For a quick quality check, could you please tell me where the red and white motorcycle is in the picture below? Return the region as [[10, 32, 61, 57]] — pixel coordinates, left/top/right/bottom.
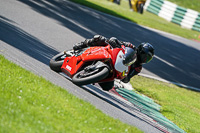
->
[[49, 43, 136, 89]]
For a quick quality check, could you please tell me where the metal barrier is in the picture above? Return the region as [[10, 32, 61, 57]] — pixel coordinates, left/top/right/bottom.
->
[[144, 0, 200, 32]]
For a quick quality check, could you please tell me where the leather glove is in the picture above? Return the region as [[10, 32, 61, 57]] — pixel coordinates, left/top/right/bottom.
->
[[123, 42, 136, 50]]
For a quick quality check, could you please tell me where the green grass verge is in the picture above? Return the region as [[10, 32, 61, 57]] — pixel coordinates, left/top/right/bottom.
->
[[0, 55, 142, 133], [131, 76, 200, 133], [168, 0, 200, 12], [69, 0, 200, 41]]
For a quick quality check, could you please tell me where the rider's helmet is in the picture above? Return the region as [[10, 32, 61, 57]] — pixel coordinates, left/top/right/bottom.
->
[[123, 47, 137, 66], [137, 42, 154, 64]]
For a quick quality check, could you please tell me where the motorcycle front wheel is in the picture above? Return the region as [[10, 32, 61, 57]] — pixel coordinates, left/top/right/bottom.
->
[[72, 65, 109, 86]]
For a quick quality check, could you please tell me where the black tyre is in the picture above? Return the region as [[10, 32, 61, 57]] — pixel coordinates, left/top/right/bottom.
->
[[72, 65, 109, 86], [139, 3, 144, 14], [49, 50, 73, 72]]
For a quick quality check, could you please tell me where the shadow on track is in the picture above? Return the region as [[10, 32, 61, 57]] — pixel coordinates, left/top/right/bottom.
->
[[15, 0, 200, 89], [0, 16, 58, 65]]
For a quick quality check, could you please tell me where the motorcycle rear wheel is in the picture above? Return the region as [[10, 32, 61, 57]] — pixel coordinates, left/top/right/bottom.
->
[[49, 50, 72, 72], [72, 65, 109, 85]]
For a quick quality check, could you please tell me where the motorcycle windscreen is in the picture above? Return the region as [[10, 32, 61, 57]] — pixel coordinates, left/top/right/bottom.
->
[[114, 50, 129, 79]]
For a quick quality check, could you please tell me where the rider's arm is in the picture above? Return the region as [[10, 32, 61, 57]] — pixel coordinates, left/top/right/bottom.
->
[[122, 42, 136, 50]]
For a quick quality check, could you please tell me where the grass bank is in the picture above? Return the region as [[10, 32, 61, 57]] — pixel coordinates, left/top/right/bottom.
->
[[69, 0, 200, 41], [168, 0, 200, 12], [0, 55, 142, 133], [131, 76, 200, 133]]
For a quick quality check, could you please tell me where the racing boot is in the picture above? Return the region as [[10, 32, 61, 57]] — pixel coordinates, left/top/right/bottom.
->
[[73, 39, 91, 50], [73, 42, 85, 50], [73, 35, 106, 50]]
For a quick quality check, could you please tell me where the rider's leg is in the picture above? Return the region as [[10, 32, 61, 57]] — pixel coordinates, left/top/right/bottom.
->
[[73, 40, 89, 50], [73, 35, 107, 50]]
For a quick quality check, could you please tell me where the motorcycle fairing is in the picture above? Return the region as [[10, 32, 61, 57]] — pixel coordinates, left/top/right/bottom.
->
[[61, 47, 111, 78], [61, 56, 80, 78], [81, 47, 111, 61]]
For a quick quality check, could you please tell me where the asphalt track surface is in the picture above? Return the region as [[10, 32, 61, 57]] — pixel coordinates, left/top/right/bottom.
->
[[0, 0, 199, 132]]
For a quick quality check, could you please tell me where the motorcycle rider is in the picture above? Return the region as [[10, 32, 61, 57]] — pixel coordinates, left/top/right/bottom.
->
[[73, 35, 154, 91]]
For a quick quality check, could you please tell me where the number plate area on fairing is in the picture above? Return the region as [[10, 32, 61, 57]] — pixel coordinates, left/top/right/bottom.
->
[[114, 50, 128, 72]]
